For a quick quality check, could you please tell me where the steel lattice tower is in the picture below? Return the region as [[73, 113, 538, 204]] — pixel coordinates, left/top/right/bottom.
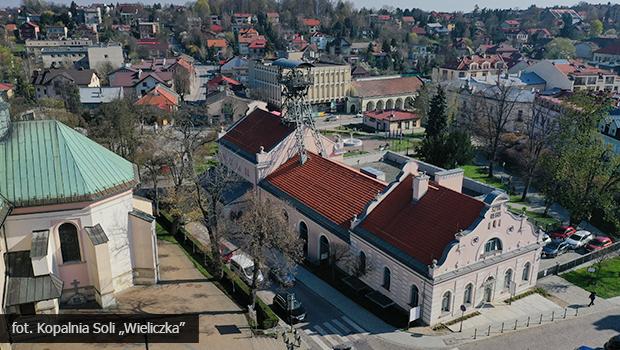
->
[[279, 66, 325, 165]]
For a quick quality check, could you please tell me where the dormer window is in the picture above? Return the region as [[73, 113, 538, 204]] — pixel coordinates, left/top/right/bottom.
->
[[484, 238, 502, 254]]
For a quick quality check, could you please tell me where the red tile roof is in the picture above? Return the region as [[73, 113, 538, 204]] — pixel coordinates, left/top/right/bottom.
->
[[220, 109, 294, 159], [135, 84, 179, 111], [411, 27, 427, 35], [351, 76, 424, 98], [248, 38, 267, 49], [303, 18, 320, 27], [445, 54, 505, 70], [207, 39, 228, 48], [209, 24, 223, 32], [360, 175, 484, 265], [264, 153, 386, 228], [364, 110, 420, 122], [0, 82, 14, 91]]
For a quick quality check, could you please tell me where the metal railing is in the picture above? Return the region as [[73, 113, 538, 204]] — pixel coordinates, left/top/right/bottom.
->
[[537, 241, 620, 279]]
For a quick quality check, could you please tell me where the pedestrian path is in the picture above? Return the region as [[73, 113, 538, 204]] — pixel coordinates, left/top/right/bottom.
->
[[301, 315, 369, 350]]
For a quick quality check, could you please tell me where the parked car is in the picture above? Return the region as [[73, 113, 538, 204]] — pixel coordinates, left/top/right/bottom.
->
[[539, 230, 551, 245], [542, 241, 570, 258], [549, 225, 577, 241], [605, 334, 620, 350], [273, 292, 306, 323], [230, 253, 264, 286], [219, 241, 238, 263], [586, 236, 613, 251], [269, 266, 296, 288], [565, 230, 594, 249], [355, 113, 363, 118]]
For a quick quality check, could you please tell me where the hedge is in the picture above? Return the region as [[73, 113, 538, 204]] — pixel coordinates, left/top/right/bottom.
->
[[156, 213, 279, 329]]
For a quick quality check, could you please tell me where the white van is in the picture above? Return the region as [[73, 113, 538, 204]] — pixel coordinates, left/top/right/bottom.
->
[[230, 253, 264, 286]]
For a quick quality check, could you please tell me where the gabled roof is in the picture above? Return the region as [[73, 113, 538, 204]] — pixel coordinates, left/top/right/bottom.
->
[[594, 44, 620, 56], [0, 82, 14, 91], [359, 174, 484, 266], [351, 76, 424, 98], [207, 39, 227, 48], [32, 69, 97, 86], [219, 108, 294, 163], [262, 153, 386, 231], [0, 119, 138, 208], [135, 84, 179, 111], [303, 18, 320, 27]]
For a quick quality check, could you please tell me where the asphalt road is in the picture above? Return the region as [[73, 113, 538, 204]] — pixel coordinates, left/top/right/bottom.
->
[[261, 279, 374, 350], [457, 306, 620, 350]]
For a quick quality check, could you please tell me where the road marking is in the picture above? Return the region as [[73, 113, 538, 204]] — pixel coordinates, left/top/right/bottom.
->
[[303, 328, 331, 350], [340, 316, 367, 333], [331, 319, 361, 341], [314, 324, 341, 347], [322, 321, 349, 343]]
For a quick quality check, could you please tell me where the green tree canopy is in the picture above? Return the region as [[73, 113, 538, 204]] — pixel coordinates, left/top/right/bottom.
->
[[544, 38, 576, 59]]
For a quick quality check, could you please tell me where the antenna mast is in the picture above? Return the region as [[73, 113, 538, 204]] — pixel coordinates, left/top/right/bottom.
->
[[279, 65, 325, 165]]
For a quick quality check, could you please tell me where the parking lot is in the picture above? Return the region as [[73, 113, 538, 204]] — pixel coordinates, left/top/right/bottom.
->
[[539, 248, 588, 270]]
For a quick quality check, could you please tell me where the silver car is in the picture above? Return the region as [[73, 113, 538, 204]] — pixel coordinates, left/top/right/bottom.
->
[[564, 230, 594, 249]]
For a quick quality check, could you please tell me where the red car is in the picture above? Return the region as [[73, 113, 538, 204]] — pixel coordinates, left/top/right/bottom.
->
[[586, 236, 613, 251], [549, 226, 577, 241]]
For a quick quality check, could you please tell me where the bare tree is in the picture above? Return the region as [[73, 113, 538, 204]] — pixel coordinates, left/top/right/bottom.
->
[[193, 163, 240, 278], [173, 67, 191, 101], [231, 192, 303, 306], [466, 82, 528, 177], [134, 137, 168, 216], [518, 98, 558, 201]]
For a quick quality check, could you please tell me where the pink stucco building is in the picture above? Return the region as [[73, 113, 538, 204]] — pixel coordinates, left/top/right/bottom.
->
[[218, 108, 544, 326]]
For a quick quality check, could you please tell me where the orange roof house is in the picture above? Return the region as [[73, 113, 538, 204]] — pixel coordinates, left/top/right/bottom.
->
[[135, 84, 179, 112]]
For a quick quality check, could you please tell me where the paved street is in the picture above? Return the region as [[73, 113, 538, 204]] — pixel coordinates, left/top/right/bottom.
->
[[457, 306, 619, 350]]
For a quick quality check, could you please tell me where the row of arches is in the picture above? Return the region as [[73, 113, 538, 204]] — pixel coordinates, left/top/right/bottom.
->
[[365, 96, 414, 112]]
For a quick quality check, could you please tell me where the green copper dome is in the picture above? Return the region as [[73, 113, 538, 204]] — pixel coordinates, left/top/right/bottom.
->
[[0, 118, 138, 208]]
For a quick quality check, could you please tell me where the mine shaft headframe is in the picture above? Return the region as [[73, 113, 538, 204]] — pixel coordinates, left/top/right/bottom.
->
[[279, 66, 314, 98]]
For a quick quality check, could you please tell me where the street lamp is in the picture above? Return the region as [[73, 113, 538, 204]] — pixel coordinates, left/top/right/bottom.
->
[[459, 304, 467, 333]]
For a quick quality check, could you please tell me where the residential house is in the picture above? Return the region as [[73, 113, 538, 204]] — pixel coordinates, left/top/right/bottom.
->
[[32, 68, 100, 99], [207, 75, 242, 94], [206, 89, 266, 126], [25, 39, 93, 67], [426, 23, 449, 36], [217, 110, 543, 327], [310, 33, 329, 51], [207, 39, 228, 60], [527, 28, 552, 43], [41, 47, 88, 68], [19, 22, 39, 40], [523, 59, 620, 92], [238, 29, 265, 56], [600, 108, 620, 154], [500, 20, 520, 32], [547, 8, 583, 26], [232, 13, 254, 31], [575, 41, 600, 61], [108, 58, 190, 97], [591, 44, 620, 72], [80, 7, 102, 26], [432, 55, 506, 82], [118, 3, 141, 24], [136, 38, 168, 58], [0, 100, 158, 315], [138, 21, 159, 39], [348, 75, 424, 114], [45, 25, 67, 40], [303, 18, 320, 34], [327, 37, 351, 57], [363, 110, 421, 135], [73, 24, 99, 43], [87, 43, 125, 71], [79, 86, 124, 107], [220, 56, 249, 84], [135, 83, 179, 113]]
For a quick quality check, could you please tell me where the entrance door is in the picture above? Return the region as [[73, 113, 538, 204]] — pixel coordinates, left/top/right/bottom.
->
[[483, 283, 493, 302]]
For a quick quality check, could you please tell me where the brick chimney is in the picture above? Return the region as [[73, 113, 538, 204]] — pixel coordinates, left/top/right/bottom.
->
[[412, 173, 429, 201]]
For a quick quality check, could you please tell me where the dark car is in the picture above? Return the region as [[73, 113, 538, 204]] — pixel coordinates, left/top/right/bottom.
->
[[274, 293, 306, 323], [586, 236, 613, 251], [542, 241, 570, 258], [549, 225, 577, 241], [605, 334, 620, 350]]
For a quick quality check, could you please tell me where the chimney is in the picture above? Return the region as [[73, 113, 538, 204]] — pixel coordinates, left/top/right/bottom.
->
[[412, 173, 429, 201], [137, 69, 142, 79]]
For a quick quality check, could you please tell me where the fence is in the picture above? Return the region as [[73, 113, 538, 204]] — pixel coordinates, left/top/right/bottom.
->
[[537, 241, 620, 279], [451, 307, 583, 342]]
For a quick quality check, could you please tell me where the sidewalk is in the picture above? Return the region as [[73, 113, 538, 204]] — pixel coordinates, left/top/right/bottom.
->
[[537, 275, 616, 315]]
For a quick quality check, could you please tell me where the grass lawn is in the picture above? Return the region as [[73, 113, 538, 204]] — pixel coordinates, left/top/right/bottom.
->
[[562, 256, 620, 298], [462, 164, 510, 192], [387, 137, 419, 153], [344, 150, 369, 158]]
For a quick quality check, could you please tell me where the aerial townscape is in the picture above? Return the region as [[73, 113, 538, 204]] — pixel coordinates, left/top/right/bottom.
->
[[0, 0, 620, 349]]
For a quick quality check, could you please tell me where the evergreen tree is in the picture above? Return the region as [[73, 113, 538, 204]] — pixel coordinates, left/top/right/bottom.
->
[[418, 86, 448, 166]]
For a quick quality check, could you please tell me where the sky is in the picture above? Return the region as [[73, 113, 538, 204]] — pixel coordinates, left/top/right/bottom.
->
[[2, 0, 620, 11]]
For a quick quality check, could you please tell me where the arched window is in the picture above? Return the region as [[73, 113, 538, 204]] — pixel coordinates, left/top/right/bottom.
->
[[299, 221, 308, 257], [463, 283, 473, 305], [410, 285, 419, 307], [484, 238, 502, 253], [358, 251, 366, 275], [382, 267, 391, 291], [59, 223, 81, 263], [522, 262, 531, 281], [319, 235, 330, 261], [441, 291, 451, 312], [504, 269, 513, 290]]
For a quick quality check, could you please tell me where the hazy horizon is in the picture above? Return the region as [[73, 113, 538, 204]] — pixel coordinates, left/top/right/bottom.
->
[[1, 0, 620, 11]]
